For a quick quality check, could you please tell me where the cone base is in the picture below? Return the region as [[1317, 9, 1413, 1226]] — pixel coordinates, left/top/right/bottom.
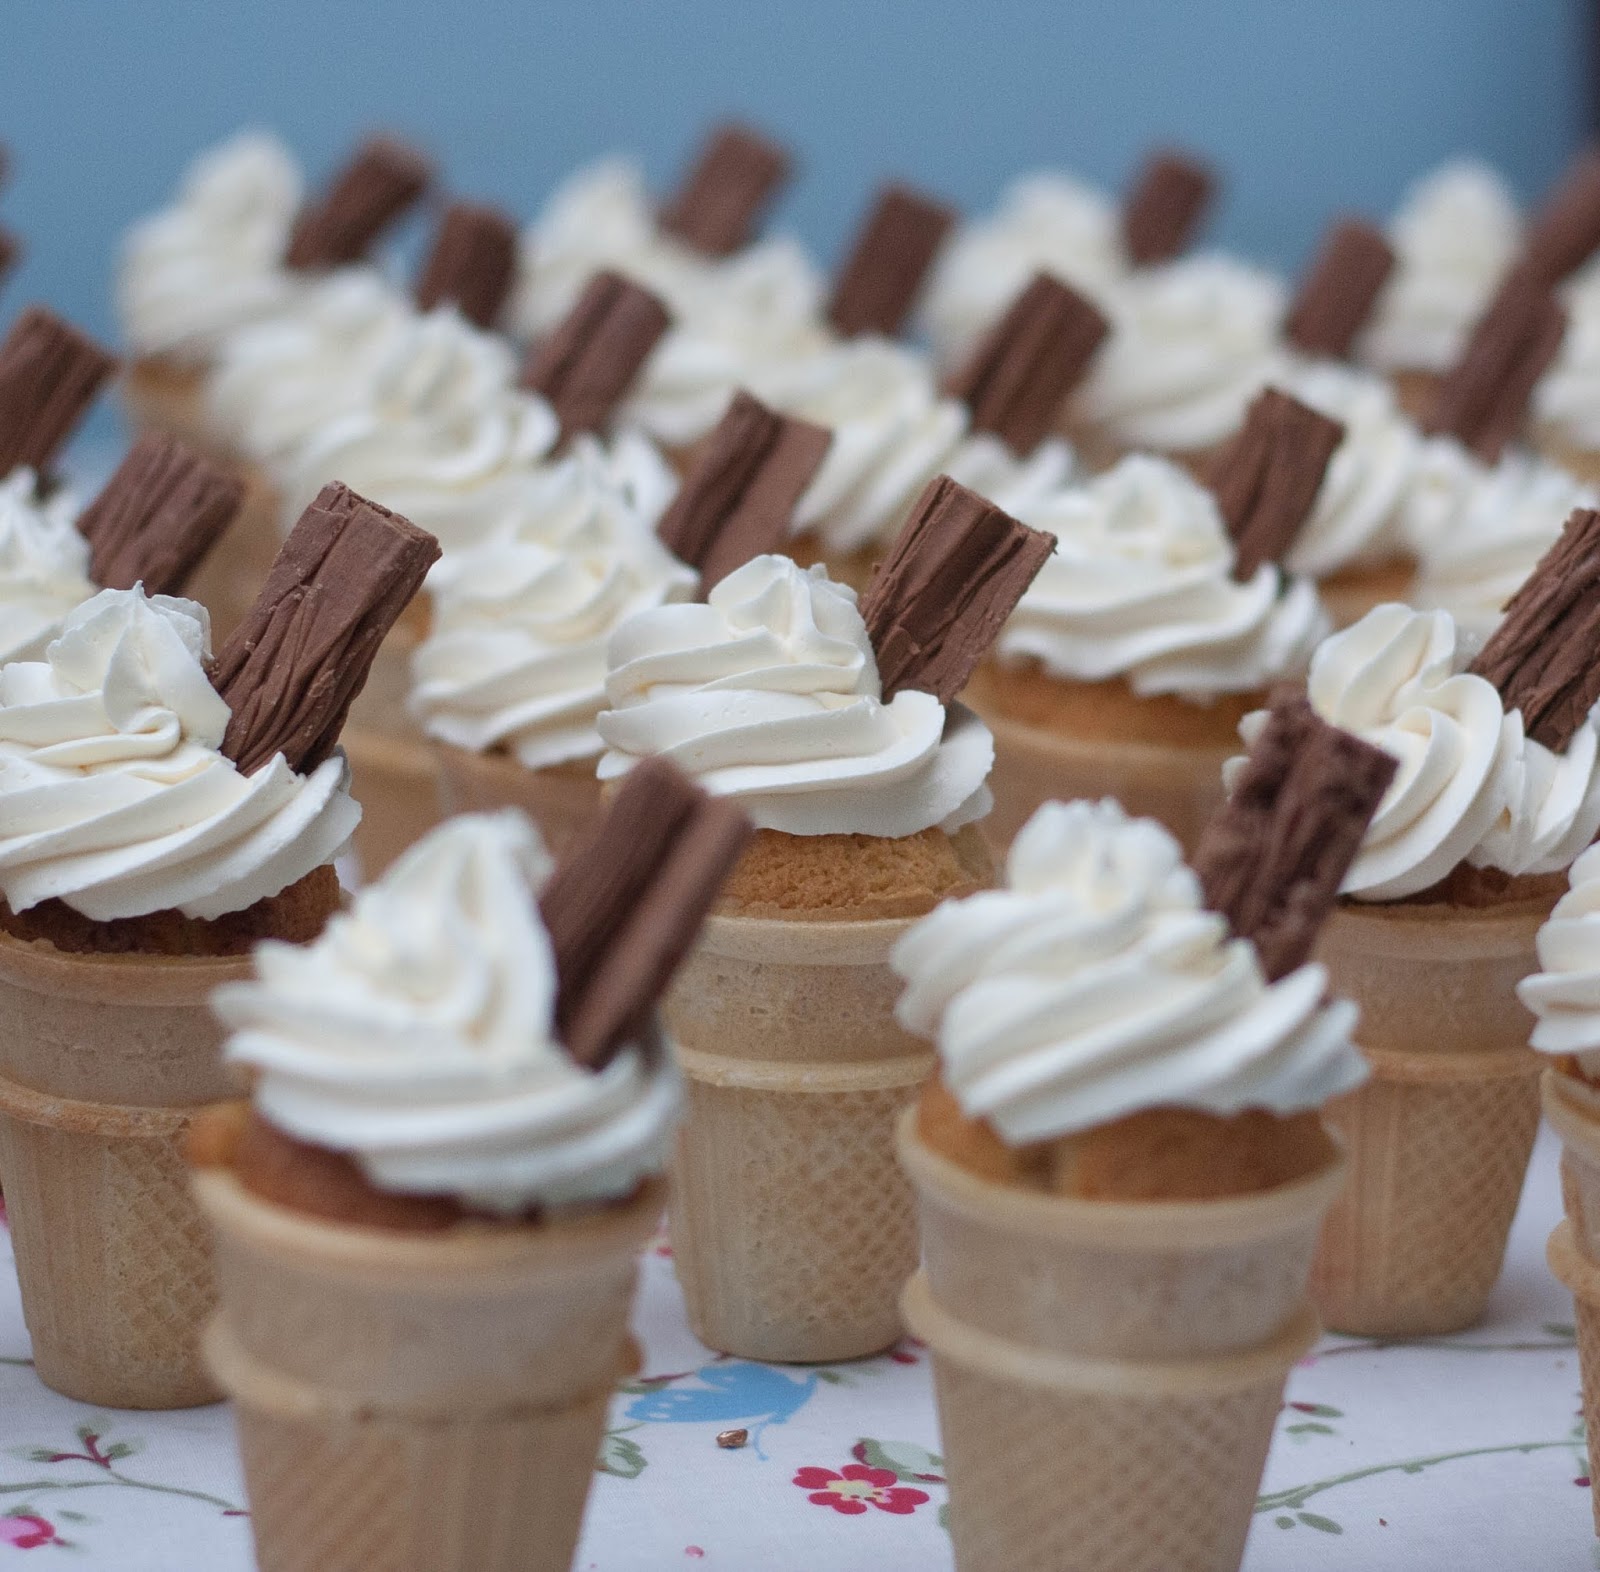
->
[[342, 729, 442, 881]]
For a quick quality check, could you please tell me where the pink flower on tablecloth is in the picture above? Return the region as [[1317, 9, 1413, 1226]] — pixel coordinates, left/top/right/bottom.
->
[[0, 1514, 58, 1550], [793, 1464, 930, 1516]]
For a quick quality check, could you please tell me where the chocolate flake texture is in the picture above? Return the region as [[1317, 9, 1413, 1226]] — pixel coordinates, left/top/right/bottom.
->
[[77, 433, 244, 596], [522, 270, 671, 441], [1207, 386, 1345, 580], [1283, 218, 1395, 360], [1427, 268, 1566, 462], [655, 389, 831, 590], [213, 482, 440, 776], [540, 756, 752, 1069], [1194, 694, 1396, 982], [859, 473, 1054, 703], [1521, 147, 1600, 287], [943, 272, 1110, 456], [0, 305, 116, 479], [1122, 149, 1216, 266], [1469, 506, 1600, 751], [826, 182, 957, 339], [413, 200, 518, 329], [658, 122, 792, 258], [283, 135, 433, 271]]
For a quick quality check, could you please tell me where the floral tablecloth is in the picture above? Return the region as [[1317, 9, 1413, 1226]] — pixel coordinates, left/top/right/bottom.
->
[[0, 1125, 1592, 1570]]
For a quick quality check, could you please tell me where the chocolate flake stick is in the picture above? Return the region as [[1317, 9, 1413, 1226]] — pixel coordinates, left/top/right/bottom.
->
[[658, 122, 792, 258], [943, 272, 1110, 457], [860, 474, 1054, 703], [0, 227, 19, 289], [414, 200, 518, 329], [1426, 268, 1566, 462], [656, 389, 831, 590], [284, 135, 433, 271], [213, 482, 439, 776], [541, 756, 752, 1069], [1194, 695, 1396, 982], [1522, 147, 1600, 287], [0, 305, 116, 480], [1207, 386, 1345, 580], [1469, 506, 1600, 751], [826, 182, 956, 340], [1283, 218, 1395, 360], [77, 433, 244, 596], [1122, 149, 1216, 266], [523, 271, 670, 442]]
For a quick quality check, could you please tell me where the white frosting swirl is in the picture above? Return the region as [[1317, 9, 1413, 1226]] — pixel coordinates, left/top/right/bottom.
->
[[0, 470, 94, 666], [891, 798, 1366, 1144], [1235, 603, 1600, 901], [1535, 284, 1600, 449], [1278, 360, 1422, 578], [1520, 842, 1600, 1066], [216, 811, 678, 1212], [0, 589, 358, 922], [596, 554, 993, 837], [1358, 161, 1523, 375], [118, 131, 305, 364], [411, 440, 696, 767], [996, 455, 1329, 700], [1075, 255, 1291, 452], [917, 172, 1125, 369]]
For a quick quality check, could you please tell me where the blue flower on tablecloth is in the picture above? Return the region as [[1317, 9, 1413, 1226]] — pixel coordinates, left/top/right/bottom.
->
[[624, 1363, 820, 1457]]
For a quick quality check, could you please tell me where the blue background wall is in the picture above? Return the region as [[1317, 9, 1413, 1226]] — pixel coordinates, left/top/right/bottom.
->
[[0, 0, 1591, 389]]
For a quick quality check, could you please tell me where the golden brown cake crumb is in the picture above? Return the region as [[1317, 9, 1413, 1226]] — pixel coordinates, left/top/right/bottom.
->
[[1392, 863, 1567, 911], [0, 864, 342, 957], [916, 1078, 1048, 1187], [716, 824, 992, 920], [968, 660, 1262, 748]]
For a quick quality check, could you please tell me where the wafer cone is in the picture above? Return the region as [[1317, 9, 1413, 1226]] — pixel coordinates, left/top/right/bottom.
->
[[1531, 425, 1600, 489], [182, 461, 284, 643], [120, 359, 222, 456], [898, 1110, 1342, 1572], [1542, 1068, 1600, 1531], [1309, 896, 1549, 1336], [0, 929, 249, 1406], [1316, 558, 1417, 629], [664, 911, 936, 1362], [433, 745, 602, 855], [195, 1167, 662, 1572]]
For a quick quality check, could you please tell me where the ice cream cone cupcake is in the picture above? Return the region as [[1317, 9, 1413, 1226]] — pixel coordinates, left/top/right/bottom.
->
[[968, 388, 1339, 852], [0, 480, 435, 1407], [1236, 514, 1600, 1335], [596, 477, 1051, 1361], [194, 767, 749, 1572], [891, 699, 1390, 1572]]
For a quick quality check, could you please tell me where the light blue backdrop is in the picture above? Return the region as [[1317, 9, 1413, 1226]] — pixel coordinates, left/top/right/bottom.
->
[[0, 0, 1590, 395]]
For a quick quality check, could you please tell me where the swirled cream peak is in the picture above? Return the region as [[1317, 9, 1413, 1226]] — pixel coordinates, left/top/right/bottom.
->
[[216, 810, 678, 1211], [1520, 842, 1600, 1068], [780, 336, 1075, 555], [596, 553, 993, 837], [0, 469, 94, 666], [995, 454, 1329, 700], [891, 797, 1366, 1144], [917, 171, 1125, 368], [0, 588, 358, 922], [1358, 161, 1523, 375], [119, 130, 305, 363], [1075, 254, 1291, 452], [411, 439, 696, 767], [1236, 603, 1600, 902], [1278, 360, 1422, 578], [1534, 283, 1600, 449]]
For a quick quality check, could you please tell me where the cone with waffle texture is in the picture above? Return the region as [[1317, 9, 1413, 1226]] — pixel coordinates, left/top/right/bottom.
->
[[196, 1164, 661, 1572], [899, 1109, 1342, 1572], [1309, 895, 1549, 1336], [0, 928, 250, 1407], [433, 746, 602, 857]]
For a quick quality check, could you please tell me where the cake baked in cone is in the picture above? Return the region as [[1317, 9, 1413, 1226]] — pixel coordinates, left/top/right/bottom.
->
[[968, 390, 1338, 853], [1233, 517, 1600, 1335], [193, 773, 749, 1572], [890, 703, 1390, 1572], [0, 479, 435, 1407], [595, 477, 1052, 1361]]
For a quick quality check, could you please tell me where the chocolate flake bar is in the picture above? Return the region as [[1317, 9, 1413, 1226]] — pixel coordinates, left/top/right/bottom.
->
[[1283, 218, 1395, 360], [859, 474, 1054, 703], [0, 305, 115, 479], [284, 135, 432, 271], [1522, 147, 1600, 287], [1122, 149, 1215, 266], [655, 389, 831, 589], [826, 182, 956, 339], [659, 122, 792, 258], [414, 200, 518, 329]]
